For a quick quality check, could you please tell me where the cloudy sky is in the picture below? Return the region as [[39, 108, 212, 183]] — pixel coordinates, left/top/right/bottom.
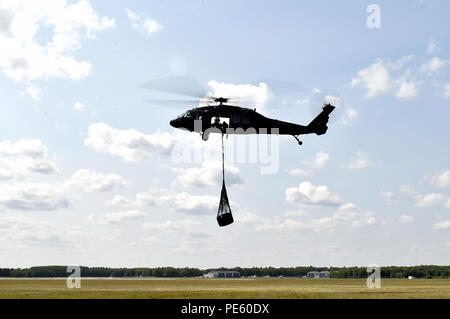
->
[[1, 0, 449, 268]]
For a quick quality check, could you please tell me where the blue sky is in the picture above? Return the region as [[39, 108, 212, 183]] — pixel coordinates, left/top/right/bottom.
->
[[0, 0, 449, 268]]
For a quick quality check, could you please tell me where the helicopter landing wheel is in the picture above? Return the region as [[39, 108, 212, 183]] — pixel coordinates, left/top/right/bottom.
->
[[293, 135, 303, 145]]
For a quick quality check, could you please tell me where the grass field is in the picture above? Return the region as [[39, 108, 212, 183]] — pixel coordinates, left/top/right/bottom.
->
[[0, 278, 449, 299]]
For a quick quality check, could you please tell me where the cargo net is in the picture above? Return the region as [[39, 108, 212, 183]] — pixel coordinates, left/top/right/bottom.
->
[[217, 180, 233, 226], [217, 133, 234, 227]]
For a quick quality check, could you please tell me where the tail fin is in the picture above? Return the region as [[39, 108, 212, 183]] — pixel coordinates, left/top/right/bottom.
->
[[307, 103, 335, 135]]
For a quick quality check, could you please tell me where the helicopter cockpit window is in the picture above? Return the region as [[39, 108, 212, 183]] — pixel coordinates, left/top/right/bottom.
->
[[241, 114, 250, 125], [183, 111, 194, 118], [193, 112, 200, 120]]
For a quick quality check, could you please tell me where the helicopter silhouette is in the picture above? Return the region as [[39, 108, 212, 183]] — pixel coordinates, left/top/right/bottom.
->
[[170, 97, 335, 145], [139, 76, 336, 145]]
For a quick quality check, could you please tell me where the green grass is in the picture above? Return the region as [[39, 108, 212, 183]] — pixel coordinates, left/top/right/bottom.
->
[[0, 278, 449, 299]]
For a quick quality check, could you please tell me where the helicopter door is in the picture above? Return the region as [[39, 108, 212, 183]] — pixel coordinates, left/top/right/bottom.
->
[[241, 114, 251, 128], [201, 115, 211, 131], [231, 113, 251, 128], [231, 114, 241, 126]]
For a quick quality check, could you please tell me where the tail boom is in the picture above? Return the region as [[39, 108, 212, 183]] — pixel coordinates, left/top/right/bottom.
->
[[307, 103, 335, 135]]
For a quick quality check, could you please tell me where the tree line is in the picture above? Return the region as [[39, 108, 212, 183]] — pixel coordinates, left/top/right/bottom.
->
[[0, 265, 449, 278]]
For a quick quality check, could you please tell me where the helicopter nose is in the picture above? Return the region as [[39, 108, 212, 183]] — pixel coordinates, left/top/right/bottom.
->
[[170, 119, 177, 128]]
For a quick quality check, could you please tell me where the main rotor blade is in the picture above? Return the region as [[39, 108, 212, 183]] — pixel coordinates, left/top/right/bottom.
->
[[137, 75, 209, 99], [142, 98, 208, 109], [143, 97, 252, 108]]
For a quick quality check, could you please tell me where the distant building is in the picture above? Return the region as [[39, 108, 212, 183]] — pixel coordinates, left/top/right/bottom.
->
[[307, 271, 330, 278], [408, 276, 414, 279], [203, 271, 240, 278]]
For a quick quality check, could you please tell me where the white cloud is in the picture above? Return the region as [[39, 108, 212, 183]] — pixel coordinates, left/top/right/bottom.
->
[[283, 210, 307, 217], [207, 80, 272, 111], [125, 9, 139, 28], [90, 210, 145, 225], [0, 139, 57, 180], [66, 169, 127, 192], [265, 219, 313, 232], [139, 236, 160, 244], [314, 151, 330, 168], [0, 214, 87, 247], [107, 194, 134, 206], [235, 211, 265, 224], [84, 123, 174, 162], [396, 77, 420, 100], [142, 219, 211, 238], [386, 55, 415, 70], [419, 57, 449, 75], [136, 190, 218, 215], [285, 181, 341, 206], [443, 83, 450, 98], [143, 19, 162, 34], [445, 198, 450, 209], [380, 190, 395, 205], [143, 220, 193, 231], [434, 220, 450, 230], [143, 219, 199, 231], [399, 183, 447, 208], [296, 98, 310, 105], [415, 193, 445, 207], [380, 190, 393, 198], [350, 56, 422, 100], [73, 101, 85, 111], [347, 151, 374, 170], [157, 192, 218, 215], [126, 9, 162, 36], [426, 38, 438, 54], [0, 140, 128, 211], [340, 108, 359, 125], [431, 170, 450, 188], [332, 203, 361, 220], [259, 203, 378, 232], [399, 184, 416, 196], [24, 83, 42, 101], [0, 182, 70, 211], [350, 58, 393, 98], [348, 213, 378, 228], [289, 151, 329, 176], [0, 0, 114, 82], [398, 214, 414, 223], [318, 203, 378, 229], [172, 160, 243, 188]]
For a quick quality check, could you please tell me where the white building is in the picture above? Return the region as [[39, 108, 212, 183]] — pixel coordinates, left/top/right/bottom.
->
[[203, 271, 240, 278], [307, 271, 320, 278], [307, 271, 330, 278]]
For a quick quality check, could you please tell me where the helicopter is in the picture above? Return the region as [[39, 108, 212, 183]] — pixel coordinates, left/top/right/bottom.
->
[[169, 97, 335, 145], [139, 76, 336, 145]]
